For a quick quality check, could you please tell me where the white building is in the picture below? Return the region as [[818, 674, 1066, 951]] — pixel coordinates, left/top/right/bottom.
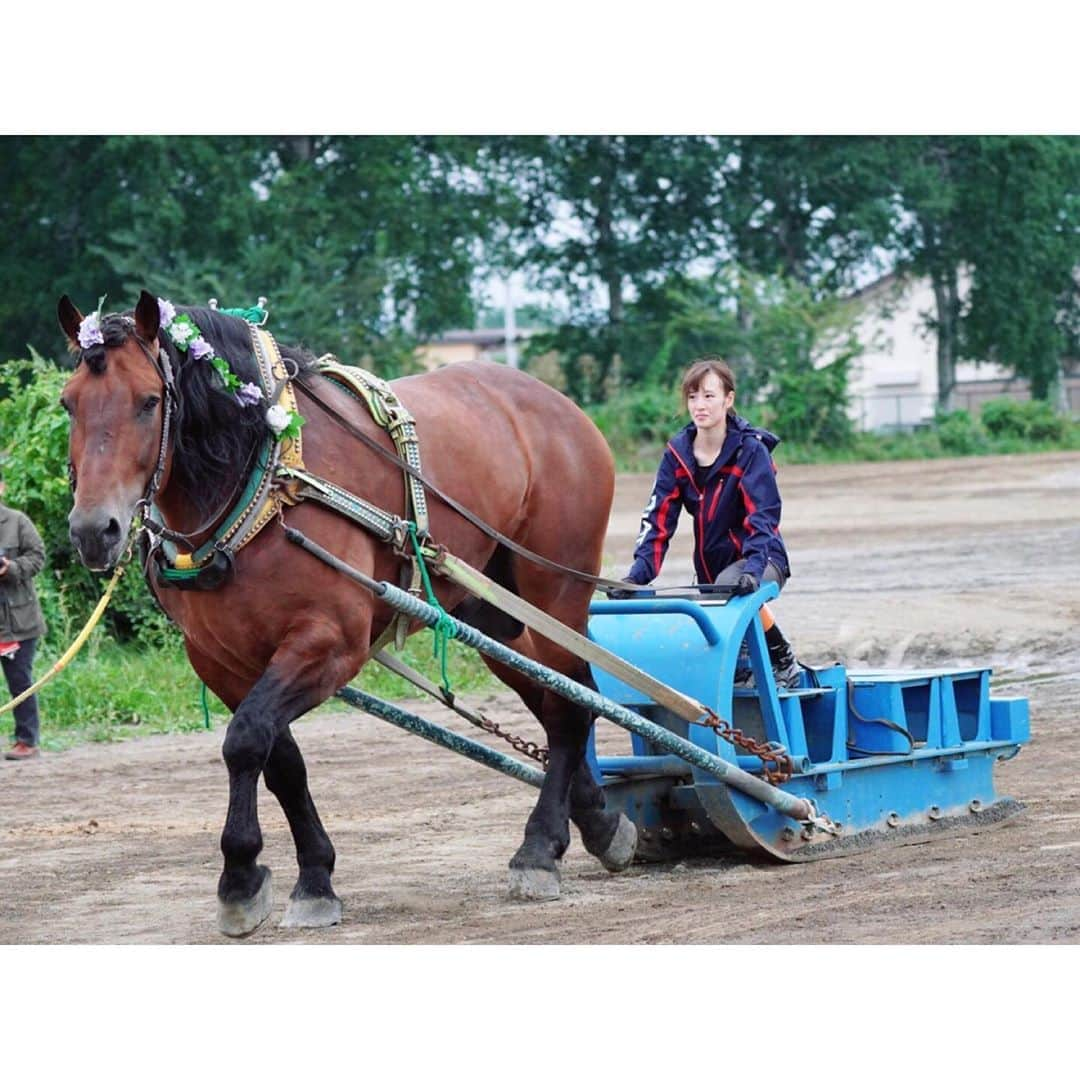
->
[[846, 273, 1079, 431]]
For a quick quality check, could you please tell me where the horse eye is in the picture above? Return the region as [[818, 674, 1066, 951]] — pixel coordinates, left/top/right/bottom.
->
[[59, 396, 73, 415], [140, 395, 161, 415]]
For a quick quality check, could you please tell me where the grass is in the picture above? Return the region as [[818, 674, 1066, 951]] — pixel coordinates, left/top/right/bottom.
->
[[28, 628, 500, 752]]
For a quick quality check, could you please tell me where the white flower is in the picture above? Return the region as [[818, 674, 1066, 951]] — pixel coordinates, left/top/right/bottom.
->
[[157, 297, 176, 328], [266, 404, 291, 434], [169, 320, 195, 346]]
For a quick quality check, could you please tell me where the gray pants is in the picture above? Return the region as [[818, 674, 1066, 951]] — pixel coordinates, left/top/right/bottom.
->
[[2, 636, 39, 747], [712, 559, 787, 592]]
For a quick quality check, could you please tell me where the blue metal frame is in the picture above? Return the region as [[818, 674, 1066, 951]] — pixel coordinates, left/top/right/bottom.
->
[[588, 587, 1029, 861]]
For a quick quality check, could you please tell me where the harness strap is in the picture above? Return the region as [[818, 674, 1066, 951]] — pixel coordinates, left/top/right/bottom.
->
[[311, 356, 431, 647], [296, 373, 638, 594], [152, 326, 305, 582]]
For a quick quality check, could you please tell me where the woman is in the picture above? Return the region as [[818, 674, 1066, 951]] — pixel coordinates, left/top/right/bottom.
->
[[621, 356, 800, 688], [0, 465, 47, 759]]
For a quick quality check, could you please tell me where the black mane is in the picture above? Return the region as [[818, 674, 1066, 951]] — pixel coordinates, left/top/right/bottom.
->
[[80, 306, 317, 519]]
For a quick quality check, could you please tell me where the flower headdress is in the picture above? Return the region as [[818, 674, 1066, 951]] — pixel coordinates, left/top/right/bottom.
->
[[156, 298, 265, 410], [76, 296, 304, 442]]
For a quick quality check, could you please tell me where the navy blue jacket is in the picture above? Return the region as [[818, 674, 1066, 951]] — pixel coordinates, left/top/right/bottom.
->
[[626, 414, 791, 586]]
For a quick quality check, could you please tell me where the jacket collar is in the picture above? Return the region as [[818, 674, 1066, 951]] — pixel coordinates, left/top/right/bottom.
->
[[669, 413, 780, 484]]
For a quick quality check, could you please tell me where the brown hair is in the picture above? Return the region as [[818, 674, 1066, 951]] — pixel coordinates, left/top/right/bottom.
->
[[681, 356, 736, 405]]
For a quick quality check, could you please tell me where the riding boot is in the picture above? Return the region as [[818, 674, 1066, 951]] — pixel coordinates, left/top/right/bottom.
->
[[765, 624, 801, 689]]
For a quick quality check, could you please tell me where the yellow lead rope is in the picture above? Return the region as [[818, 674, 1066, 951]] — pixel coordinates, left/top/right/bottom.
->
[[0, 557, 128, 718]]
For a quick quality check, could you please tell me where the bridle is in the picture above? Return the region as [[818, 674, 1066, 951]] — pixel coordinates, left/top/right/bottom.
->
[[129, 331, 178, 524], [69, 325, 247, 553]]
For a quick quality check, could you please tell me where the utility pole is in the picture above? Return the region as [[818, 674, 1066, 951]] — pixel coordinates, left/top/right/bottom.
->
[[503, 277, 519, 368]]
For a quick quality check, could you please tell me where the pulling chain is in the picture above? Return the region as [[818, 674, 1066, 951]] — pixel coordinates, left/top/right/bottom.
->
[[692, 708, 794, 784], [462, 708, 550, 769]]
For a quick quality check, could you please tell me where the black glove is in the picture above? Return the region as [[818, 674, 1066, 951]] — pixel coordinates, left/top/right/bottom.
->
[[608, 578, 639, 600], [733, 572, 759, 596]]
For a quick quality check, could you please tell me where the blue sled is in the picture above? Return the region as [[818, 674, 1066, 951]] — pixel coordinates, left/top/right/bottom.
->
[[587, 584, 1029, 862]]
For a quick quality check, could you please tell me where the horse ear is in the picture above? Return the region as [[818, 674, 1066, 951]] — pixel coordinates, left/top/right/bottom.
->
[[134, 290, 160, 343], [57, 295, 84, 349]]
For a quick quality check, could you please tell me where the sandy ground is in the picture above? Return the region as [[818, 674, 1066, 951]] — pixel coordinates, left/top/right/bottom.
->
[[2, 451, 1079, 944]]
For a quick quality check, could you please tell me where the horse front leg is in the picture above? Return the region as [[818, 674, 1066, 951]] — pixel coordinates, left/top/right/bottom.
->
[[216, 640, 354, 938], [263, 726, 342, 929], [216, 671, 286, 936]]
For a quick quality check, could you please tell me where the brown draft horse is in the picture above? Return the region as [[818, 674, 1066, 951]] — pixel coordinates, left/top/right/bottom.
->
[[57, 291, 637, 936]]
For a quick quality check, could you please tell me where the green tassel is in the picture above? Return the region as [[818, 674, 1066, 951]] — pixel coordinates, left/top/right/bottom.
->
[[219, 304, 268, 325], [407, 524, 454, 695]]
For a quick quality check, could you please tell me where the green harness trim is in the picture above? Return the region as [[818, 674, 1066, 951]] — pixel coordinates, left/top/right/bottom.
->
[[153, 442, 273, 579]]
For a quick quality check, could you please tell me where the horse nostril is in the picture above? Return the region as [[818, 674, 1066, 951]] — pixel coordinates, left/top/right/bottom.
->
[[103, 517, 122, 543]]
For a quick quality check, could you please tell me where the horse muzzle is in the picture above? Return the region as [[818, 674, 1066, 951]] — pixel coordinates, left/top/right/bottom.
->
[[69, 505, 131, 571]]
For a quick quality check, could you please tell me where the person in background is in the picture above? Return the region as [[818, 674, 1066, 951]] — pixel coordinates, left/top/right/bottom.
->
[[0, 465, 47, 760], [620, 356, 801, 688]]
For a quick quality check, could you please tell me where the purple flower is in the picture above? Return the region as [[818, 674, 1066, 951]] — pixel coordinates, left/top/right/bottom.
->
[[189, 336, 214, 361], [157, 297, 176, 327], [77, 312, 104, 350], [235, 382, 264, 407]]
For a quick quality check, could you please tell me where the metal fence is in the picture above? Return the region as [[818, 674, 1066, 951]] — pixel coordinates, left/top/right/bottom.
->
[[855, 380, 1080, 433]]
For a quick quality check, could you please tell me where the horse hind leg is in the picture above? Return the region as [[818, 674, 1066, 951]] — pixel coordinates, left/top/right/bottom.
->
[[565, 666, 636, 871], [570, 760, 637, 871], [263, 727, 342, 929], [481, 650, 636, 899]]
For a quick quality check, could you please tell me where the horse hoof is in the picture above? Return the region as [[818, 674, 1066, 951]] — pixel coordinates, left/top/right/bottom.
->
[[280, 895, 343, 929], [598, 813, 638, 873], [217, 867, 273, 938], [508, 864, 561, 902]]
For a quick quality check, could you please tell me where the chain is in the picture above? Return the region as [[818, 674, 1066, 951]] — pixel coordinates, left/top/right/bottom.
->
[[460, 706, 549, 769], [692, 708, 794, 785], [453, 703, 789, 782]]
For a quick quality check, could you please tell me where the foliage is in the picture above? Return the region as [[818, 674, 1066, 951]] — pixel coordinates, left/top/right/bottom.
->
[[490, 135, 726, 401], [586, 382, 684, 467], [934, 409, 989, 455], [958, 137, 1080, 400], [714, 136, 897, 290], [979, 398, 1069, 441], [882, 136, 1080, 405], [0, 136, 496, 378], [3, 134, 1080, 441]]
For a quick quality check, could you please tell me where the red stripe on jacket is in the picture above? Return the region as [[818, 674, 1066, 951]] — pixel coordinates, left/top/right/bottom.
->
[[651, 471, 685, 574]]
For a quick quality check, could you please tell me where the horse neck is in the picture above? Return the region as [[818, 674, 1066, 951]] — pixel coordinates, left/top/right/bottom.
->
[[152, 450, 246, 545]]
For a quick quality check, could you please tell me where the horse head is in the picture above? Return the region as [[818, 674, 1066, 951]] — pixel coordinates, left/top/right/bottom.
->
[[59, 290, 170, 571]]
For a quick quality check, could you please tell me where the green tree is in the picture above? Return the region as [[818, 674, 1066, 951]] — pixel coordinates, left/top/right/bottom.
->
[[491, 135, 724, 400], [883, 135, 1080, 407], [0, 136, 498, 375], [958, 136, 1080, 402], [885, 136, 986, 410]]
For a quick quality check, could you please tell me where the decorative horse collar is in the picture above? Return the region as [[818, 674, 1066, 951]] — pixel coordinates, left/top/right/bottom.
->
[[148, 324, 305, 590], [148, 327, 430, 604]]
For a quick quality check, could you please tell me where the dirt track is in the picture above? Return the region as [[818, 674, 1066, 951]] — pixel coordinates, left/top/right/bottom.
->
[[2, 452, 1079, 944]]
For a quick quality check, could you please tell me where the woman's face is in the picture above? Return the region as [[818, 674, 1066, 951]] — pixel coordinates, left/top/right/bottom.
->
[[686, 371, 734, 432]]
